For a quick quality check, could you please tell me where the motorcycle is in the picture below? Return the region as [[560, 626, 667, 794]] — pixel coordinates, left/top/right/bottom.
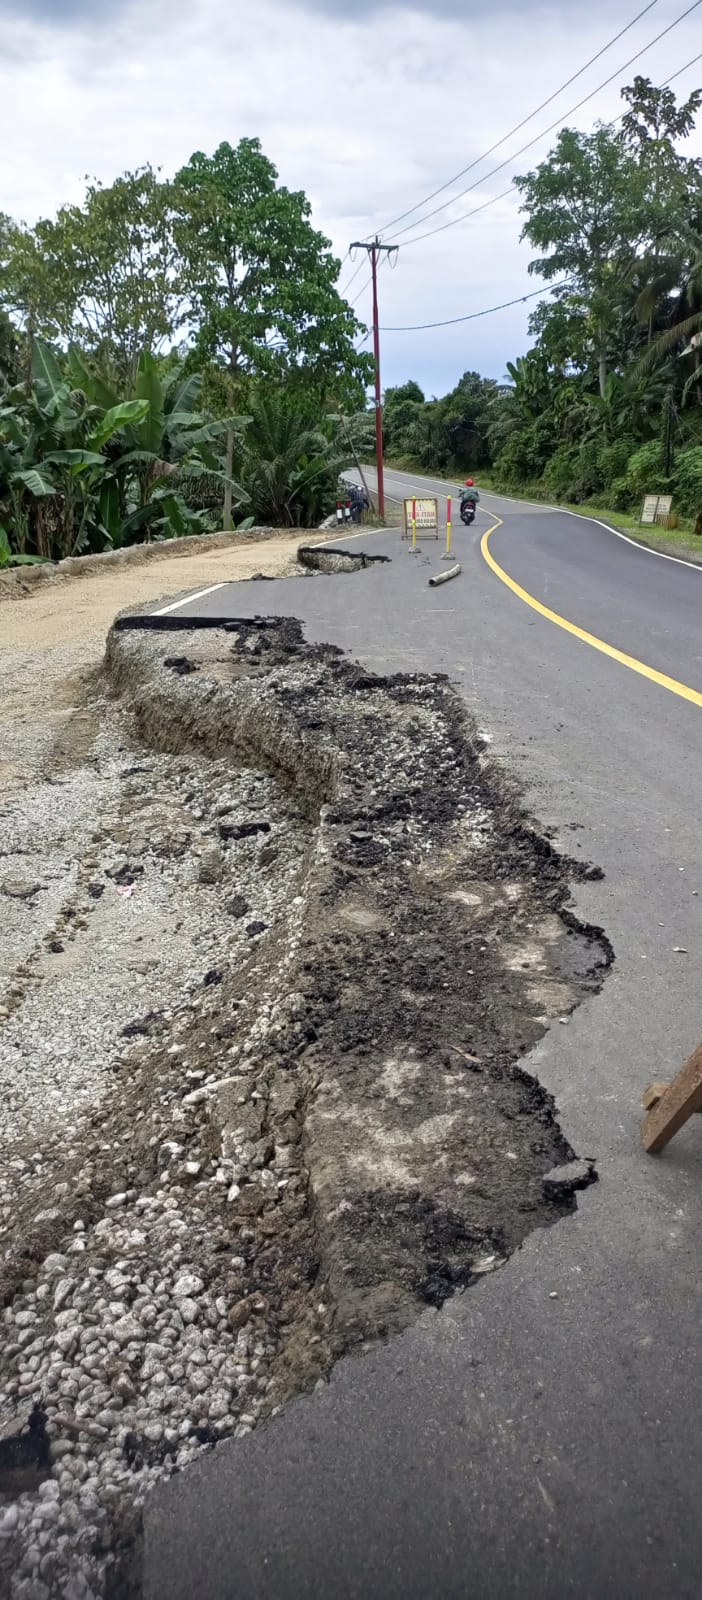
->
[[459, 497, 476, 526]]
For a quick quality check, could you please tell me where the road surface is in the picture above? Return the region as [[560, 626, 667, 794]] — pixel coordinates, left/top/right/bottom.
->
[[143, 471, 702, 1599]]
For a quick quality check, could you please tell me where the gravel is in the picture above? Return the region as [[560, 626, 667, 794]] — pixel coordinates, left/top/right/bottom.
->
[[0, 598, 606, 1598], [0, 619, 316, 1595]]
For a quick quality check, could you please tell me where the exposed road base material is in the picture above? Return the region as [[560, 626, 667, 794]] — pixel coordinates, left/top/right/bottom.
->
[[641, 1044, 702, 1151], [105, 617, 609, 1345], [296, 545, 390, 574], [0, 616, 609, 1594]]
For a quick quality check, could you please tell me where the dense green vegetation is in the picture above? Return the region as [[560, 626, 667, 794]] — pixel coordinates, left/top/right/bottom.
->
[[385, 78, 702, 528], [4, 77, 702, 561], [0, 139, 371, 562]]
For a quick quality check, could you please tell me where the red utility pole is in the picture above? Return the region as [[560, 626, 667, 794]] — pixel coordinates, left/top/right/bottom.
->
[[349, 237, 398, 522]]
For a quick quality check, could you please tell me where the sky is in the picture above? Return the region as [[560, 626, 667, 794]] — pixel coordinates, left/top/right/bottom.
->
[[1, 0, 702, 396]]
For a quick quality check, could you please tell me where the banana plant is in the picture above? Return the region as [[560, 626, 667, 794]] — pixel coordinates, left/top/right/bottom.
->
[[0, 339, 150, 557], [0, 525, 45, 566], [1, 338, 251, 558], [66, 348, 250, 541]]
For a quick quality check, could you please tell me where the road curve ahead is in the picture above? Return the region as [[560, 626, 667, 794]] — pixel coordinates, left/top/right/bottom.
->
[[378, 463, 702, 699], [144, 471, 702, 1600]]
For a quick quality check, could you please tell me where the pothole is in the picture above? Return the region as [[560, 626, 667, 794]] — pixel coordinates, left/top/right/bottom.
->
[[296, 545, 391, 574]]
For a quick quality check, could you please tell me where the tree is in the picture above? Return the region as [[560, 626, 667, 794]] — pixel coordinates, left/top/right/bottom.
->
[[515, 124, 650, 396], [0, 168, 181, 382], [237, 389, 344, 526], [383, 381, 426, 456], [172, 139, 370, 406], [0, 309, 19, 386], [620, 75, 702, 191], [0, 339, 149, 559], [66, 348, 248, 544]]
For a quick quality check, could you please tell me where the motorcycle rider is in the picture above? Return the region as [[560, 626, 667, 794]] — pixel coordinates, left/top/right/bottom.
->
[[460, 478, 480, 509]]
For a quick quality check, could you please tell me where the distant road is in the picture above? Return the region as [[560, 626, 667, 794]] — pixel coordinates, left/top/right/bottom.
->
[[370, 463, 702, 699], [144, 471, 702, 1600]]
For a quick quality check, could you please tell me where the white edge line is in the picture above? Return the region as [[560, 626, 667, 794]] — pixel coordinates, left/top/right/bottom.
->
[[559, 506, 702, 572], [380, 467, 702, 576], [153, 582, 227, 616], [150, 524, 395, 616], [478, 489, 702, 575]]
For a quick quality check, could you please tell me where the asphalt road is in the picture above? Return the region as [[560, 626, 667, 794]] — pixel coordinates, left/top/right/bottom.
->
[[144, 471, 702, 1600]]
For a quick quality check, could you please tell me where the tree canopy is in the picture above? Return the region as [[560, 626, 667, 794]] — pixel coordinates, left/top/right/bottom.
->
[[173, 139, 370, 410], [383, 77, 702, 524], [0, 138, 373, 557]]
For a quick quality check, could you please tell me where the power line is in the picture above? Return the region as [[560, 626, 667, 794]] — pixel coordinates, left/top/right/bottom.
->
[[349, 249, 395, 313], [375, 0, 662, 240], [396, 184, 517, 251], [388, 44, 702, 254], [385, 0, 702, 247], [378, 280, 571, 331], [664, 45, 702, 82], [338, 255, 365, 299], [350, 273, 373, 308], [351, 48, 702, 352]]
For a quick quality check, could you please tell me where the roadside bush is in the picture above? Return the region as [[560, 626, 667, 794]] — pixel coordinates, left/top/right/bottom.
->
[[624, 441, 670, 502], [673, 448, 702, 518], [597, 438, 634, 492], [542, 444, 580, 498], [606, 475, 634, 511], [494, 417, 556, 486]]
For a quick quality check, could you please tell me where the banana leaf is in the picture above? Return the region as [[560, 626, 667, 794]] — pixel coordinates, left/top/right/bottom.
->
[[87, 400, 149, 452], [135, 352, 164, 456], [44, 449, 106, 472], [98, 479, 122, 545], [11, 466, 57, 496], [31, 338, 65, 402], [66, 347, 119, 412]]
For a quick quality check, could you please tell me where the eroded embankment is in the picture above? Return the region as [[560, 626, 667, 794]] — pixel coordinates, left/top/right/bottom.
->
[[106, 617, 608, 1340], [0, 616, 609, 1597]]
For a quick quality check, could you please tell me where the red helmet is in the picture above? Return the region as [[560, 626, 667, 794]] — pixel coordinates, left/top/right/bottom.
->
[[465, 478, 474, 487]]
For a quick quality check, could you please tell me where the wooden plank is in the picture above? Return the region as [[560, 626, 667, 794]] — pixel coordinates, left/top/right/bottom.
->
[[642, 1043, 702, 1153], [641, 1082, 670, 1111]]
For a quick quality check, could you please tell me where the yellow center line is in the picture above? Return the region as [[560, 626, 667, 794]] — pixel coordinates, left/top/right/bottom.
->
[[480, 517, 702, 711]]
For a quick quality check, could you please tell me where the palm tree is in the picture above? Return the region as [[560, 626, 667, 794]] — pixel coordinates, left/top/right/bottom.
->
[[239, 390, 344, 526]]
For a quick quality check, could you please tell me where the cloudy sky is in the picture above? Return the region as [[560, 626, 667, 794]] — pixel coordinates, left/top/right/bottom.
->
[[1, 0, 701, 394]]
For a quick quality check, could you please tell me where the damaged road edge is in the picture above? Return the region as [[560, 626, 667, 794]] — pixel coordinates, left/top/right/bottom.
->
[[0, 614, 609, 1596]]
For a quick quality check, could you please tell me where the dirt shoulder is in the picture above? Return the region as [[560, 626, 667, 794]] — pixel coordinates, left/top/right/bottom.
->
[[0, 534, 327, 796], [0, 534, 324, 657]]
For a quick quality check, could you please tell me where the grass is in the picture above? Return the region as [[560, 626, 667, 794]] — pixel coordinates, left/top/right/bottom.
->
[[386, 459, 702, 565]]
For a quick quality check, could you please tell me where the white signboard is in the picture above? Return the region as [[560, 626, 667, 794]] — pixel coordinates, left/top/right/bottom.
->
[[640, 494, 673, 526], [402, 496, 439, 539]]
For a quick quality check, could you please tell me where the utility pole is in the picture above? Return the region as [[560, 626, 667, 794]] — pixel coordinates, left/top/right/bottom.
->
[[349, 237, 398, 521]]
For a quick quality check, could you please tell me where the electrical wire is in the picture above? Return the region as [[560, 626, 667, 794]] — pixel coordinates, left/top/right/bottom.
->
[[349, 270, 373, 308], [664, 46, 702, 83], [386, 46, 702, 254], [350, 48, 702, 349], [384, 0, 702, 247], [378, 280, 571, 331], [349, 253, 393, 312], [375, 0, 662, 239], [339, 259, 364, 297]]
